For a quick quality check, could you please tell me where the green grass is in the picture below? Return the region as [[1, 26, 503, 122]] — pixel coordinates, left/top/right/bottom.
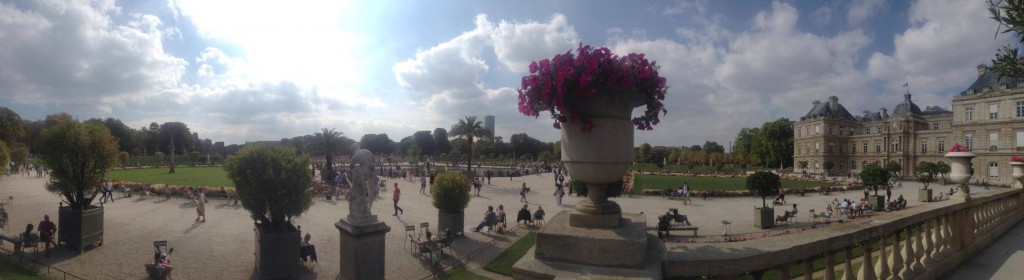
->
[[634, 174, 833, 193], [630, 163, 747, 174], [107, 167, 234, 188], [483, 232, 537, 276], [438, 268, 491, 280], [0, 259, 49, 280]]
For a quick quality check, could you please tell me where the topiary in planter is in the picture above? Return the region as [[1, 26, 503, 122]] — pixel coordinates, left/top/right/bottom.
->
[[432, 173, 471, 235], [224, 144, 312, 279]]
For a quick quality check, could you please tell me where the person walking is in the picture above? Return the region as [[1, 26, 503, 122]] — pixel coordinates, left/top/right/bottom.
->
[[38, 215, 56, 258], [393, 184, 404, 216], [886, 186, 893, 202], [682, 183, 691, 205], [554, 185, 563, 206], [420, 176, 427, 194], [520, 183, 529, 203], [195, 191, 206, 222]]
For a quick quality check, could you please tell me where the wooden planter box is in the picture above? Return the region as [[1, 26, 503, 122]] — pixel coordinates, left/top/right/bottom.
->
[[919, 188, 933, 202], [58, 206, 104, 253], [870, 195, 886, 211], [437, 211, 465, 236], [754, 207, 774, 229], [254, 225, 300, 279]]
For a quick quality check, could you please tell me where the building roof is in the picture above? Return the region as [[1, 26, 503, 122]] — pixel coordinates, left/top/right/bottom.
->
[[857, 110, 883, 122], [963, 65, 1024, 95], [921, 105, 952, 116], [802, 100, 857, 121], [892, 93, 921, 115]]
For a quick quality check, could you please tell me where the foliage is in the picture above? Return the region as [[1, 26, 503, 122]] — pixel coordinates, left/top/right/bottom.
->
[[189, 151, 200, 164], [484, 232, 537, 276], [450, 116, 492, 173], [224, 144, 313, 232], [916, 161, 937, 189], [988, 0, 1024, 79], [822, 161, 834, 175], [309, 128, 352, 172], [746, 171, 781, 208], [0, 258, 50, 280], [157, 122, 193, 155], [798, 161, 808, 169], [108, 167, 234, 187], [860, 164, 890, 196], [570, 179, 623, 197], [431, 172, 471, 213], [359, 133, 395, 155], [537, 150, 555, 163], [118, 151, 130, 166], [10, 145, 28, 167], [936, 161, 951, 176], [0, 107, 24, 144], [884, 161, 901, 182], [734, 118, 794, 168], [0, 141, 8, 171], [433, 128, 451, 155], [517, 44, 668, 131], [413, 130, 437, 155], [37, 121, 119, 210], [154, 152, 165, 166]]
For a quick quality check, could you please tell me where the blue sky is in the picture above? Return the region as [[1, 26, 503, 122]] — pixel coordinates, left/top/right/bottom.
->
[[0, 0, 1014, 147]]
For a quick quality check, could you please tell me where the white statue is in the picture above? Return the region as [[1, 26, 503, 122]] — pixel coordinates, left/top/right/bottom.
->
[[347, 143, 379, 224]]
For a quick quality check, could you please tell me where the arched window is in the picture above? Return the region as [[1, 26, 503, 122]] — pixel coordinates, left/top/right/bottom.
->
[[989, 162, 999, 178], [862, 161, 867, 169]]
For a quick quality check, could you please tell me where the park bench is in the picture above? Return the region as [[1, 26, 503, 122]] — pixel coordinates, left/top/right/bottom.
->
[[667, 225, 699, 236]]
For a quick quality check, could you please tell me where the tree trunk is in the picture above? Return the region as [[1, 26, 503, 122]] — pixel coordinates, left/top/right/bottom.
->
[[169, 136, 176, 174], [467, 136, 474, 174]]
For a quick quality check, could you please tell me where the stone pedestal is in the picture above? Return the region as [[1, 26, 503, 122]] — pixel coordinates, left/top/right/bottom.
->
[[335, 219, 390, 280], [513, 212, 661, 279]]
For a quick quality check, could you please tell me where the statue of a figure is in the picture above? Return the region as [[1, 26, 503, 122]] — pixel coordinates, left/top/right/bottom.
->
[[347, 143, 379, 224]]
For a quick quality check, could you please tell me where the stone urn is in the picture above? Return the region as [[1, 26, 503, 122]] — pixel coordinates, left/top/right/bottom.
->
[[1011, 161, 1024, 188], [945, 151, 976, 201], [560, 92, 640, 228]]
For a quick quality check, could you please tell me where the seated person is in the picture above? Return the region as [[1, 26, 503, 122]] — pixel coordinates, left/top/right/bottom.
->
[[147, 248, 173, 278], [0, 206, 8, 227], [120, 184, 132, 197], [471, 206, 497, 232], [896, 194, 906, 208], [533, 206, 546, 224], [516, 204, 532, 224], [786, 204, 799, 218], [656, 215, 671, 238], [668, 209, 691, 226], [18, 224, 39, 253], [300, 233, 318, 263]]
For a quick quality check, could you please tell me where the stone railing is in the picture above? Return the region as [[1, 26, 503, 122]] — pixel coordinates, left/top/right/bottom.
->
[[663, 188, 1024, 279]]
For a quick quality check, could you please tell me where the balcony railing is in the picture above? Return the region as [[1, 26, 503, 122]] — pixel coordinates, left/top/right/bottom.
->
[[663, 188, 1024, 279]]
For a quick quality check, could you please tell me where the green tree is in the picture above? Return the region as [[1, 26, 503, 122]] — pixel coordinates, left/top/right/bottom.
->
[[747, 171, 781, 208], [359, 133, 395, 155], [10, 144, 28, 168], [936, 161, 951, 184], [407, 143, 422, 160], [884, 161, 902, 183], [538, 150, 555, 163], [309, 128, 350, 173], [798, 161, 809, 170], [433, 128, 451, 155], [860, 163, 891, 196], [413, 130, 437, 155], [733, 127, 760, 159], [189, 151, 200, 165], [118, 151, 130, 166], [0, 141, 9, 172], [988, 0, 1024, 79], [702, 141, 725, 154], [756, 118, 794, 168], [823, 161, 834, 176], [38, 121, 119, 210], [637, 143, 653, 163], [916, 161, 938, 189], [449, 116, 492, 173], [224, 144, 313, 232], [0, 107, 24, 144], [154, 152, 165, 167], [431, 173, 471, 213]]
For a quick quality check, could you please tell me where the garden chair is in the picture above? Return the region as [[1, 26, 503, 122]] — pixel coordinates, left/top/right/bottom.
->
[[419, 222, 430, 239], [404, 225, 416, 251]]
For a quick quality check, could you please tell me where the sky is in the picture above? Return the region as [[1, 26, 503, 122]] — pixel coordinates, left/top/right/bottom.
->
[[0, 0, 1016, 147]]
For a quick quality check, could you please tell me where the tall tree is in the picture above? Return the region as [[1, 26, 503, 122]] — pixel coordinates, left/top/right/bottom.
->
[[756, 118, 794, 168], [37, 121, 119, 210], [309, 128, 348, 175], [158, 122, 192, 173], [433, 128, 451, 155], [733, 127, 760, 158], [702, 141, 725, 154], [148, 122, 160, 156], [359, 133, 395, 155], [412, 130, 436, 156], [0, 107, 24, 144], [449, 116, 492, 173], [988, 0, 1024, 79]]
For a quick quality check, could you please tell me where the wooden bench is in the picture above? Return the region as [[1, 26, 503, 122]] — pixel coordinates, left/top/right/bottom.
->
[[668, 226, 699, 236]]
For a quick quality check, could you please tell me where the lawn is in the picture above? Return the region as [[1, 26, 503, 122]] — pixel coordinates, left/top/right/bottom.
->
[[634, 174, 833, 193], [438, 268, 490, 280], [483, 231, 536, 276], [0, 259, 49, 280], [106, 167, 234, 188]]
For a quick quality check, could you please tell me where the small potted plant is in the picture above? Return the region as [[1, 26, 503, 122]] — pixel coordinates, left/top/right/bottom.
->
[[860, 163, 890, 210], [915, 161, 937, 202], [37, 120, 119, 253], [224, 144, 313, 279], [432, 172, 471, 235], [746, 171, 781, 228], [1011, 156, 1024, 188]]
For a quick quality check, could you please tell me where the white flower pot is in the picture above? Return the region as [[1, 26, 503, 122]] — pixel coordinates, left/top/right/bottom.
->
[[945, 151, 976, 200], [1011, 161, 1024, 188]]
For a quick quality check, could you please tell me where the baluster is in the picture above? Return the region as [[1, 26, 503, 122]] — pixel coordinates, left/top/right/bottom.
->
[[941, 214, 954, 255], [825, 251, 837, 280], [891, 231, 904, 280], [860, 241, 876, 280], [922, 220, 935, 265], [932, 216, 947, 260], [843, 247, 854, 280], [803, 259, 813, 280], [912, 224, 925, 272], [877, 235, 890, 280], [901, 227, 917, 279]]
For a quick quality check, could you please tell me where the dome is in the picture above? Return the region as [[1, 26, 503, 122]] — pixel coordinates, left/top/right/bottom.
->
[[892, 93, 922, 115]]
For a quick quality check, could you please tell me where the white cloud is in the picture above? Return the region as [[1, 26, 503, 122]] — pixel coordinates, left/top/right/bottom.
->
[[490, 14, 580, 72], [662, 0, 707, 16], [847, 0, 886, 26], [811, 6, 832, 26]]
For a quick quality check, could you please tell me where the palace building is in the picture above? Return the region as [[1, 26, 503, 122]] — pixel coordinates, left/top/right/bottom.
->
[[793, 64, 1024, 186]]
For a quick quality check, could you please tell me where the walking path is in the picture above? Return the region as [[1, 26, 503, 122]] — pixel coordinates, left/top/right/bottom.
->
[[0, 170, 1006, 279]]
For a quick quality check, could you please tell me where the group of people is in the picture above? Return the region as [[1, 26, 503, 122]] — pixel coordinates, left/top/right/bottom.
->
[[17, 214, 57, 257], [470, 204, 546, 233], [664, 183, 692, 205]]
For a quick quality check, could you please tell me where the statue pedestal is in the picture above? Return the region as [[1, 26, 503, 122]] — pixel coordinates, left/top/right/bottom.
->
[[512, 212, 662, 279], [335, 219, 390, 280]]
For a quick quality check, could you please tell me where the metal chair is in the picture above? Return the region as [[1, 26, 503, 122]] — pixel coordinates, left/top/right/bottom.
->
[[809, 209, 817, 223], [404, 225, 416, 251], [419, 222, 430, 239]]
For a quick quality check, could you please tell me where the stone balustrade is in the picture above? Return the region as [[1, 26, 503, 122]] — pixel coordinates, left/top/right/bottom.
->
[[663, 188, 1024, 279]]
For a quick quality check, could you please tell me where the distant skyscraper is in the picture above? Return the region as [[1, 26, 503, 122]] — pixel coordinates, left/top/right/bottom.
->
[[484, 115, 495, 138]]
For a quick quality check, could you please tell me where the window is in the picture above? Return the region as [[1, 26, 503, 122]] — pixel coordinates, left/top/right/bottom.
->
[[851, 143, 856, 154], [863, 143, 868, 154], [862, 161, 867, 169], [875, 142, 881, 153], [865, 127, 870, 135], [966, 134, 973, 150], [933, 122, 939, 130], [839, 161, 845, 170], [815, 142, 820, 154], [990, 132, 999, 150], [877, 126, 883, 134], [815, 124, 820, 135], [839, 127, 845, 136], [990, 104, 998, 119], [938, 140, 945, 153], [966, 107, 974, 121], [805, 143, 809, 155], [829, 143, 834, 153], [797, 128, 801, 137], [851, 160, 856, 170], [815, 160, 820, 169], [1017, 132, 1024, 149], [1018, 101, 1024, 117], [989, 162, 999, 178], [830, 126, 835, 135], [891, 140, 899, 152], [921, 141, 928, 153]]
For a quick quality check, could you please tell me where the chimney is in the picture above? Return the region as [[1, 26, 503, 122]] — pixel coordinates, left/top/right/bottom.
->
[[812, 100, 821, 106], [978, 64, 987, 76], [828, 96, 839, 112], [863, 110, 871, 118], [880, 107, 888, 118]]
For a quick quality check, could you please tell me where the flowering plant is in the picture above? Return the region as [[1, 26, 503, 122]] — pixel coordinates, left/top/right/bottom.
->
[[948, 143, 968, 152], [1012, 156, 1024, 163], [517, 43, 668, 131]]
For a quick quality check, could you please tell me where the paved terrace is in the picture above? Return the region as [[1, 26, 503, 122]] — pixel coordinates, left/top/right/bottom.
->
[[0, 170, 1016, 279]]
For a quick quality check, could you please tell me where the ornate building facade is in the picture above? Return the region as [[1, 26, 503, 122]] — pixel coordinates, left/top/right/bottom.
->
[[793, 65, 1024, 186]]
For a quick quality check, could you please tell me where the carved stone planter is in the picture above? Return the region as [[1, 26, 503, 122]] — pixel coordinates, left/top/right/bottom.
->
[[1011, 161, 1024, 188], [945, 151, 976, 201]]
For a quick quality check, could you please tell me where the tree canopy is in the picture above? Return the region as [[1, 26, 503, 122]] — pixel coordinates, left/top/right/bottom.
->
[[733, 118, 793, 168], [37, 121, 119, 210], [860, 163, 891, 196], [916, 161, 938, 189], [450, 116, 492, 173], [224, 144, 313, 232], [746, 171, 781, 208], [988, 0, 1024, 79]]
